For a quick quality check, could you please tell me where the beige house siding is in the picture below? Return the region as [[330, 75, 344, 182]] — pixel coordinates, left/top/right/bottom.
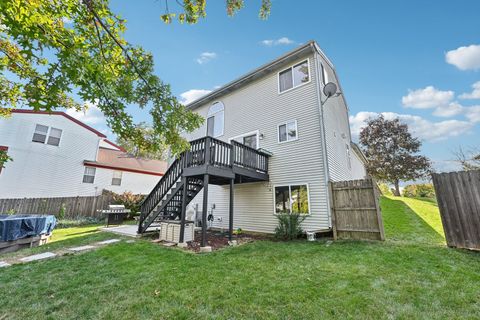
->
[[186, 52, 331, 233]]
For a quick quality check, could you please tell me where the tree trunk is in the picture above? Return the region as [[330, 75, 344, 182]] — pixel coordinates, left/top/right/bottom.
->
[[393, 180, 401, 196]]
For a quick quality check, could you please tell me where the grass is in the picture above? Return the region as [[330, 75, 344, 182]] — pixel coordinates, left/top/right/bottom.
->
[[0, 197, 479, 319]]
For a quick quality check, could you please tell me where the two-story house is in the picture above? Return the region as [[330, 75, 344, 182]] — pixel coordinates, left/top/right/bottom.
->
[[138, 41, 367, 248], [0, 110, 166, 198]]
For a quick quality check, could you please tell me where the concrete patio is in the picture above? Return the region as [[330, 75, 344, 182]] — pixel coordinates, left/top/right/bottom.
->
[[100, 224, 160, 237]]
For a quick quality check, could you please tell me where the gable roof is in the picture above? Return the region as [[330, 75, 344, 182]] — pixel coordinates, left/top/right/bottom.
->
[[84, 148, 167, 176], [186, 40, 334, 110], [10, 109, 107, 138]]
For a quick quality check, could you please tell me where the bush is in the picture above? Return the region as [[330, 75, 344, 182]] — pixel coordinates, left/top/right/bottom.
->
[[110, 191, 144, 219], [403, 183, 435, 198], [274, 213, 306, 240], [56, 217, 103, 228], [378, 183, 392, 196]]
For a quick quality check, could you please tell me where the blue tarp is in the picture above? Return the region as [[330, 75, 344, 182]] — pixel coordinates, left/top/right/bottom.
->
[[0, 214, 56, 242]]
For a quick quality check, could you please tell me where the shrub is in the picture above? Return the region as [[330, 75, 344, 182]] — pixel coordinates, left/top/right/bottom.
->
[[274, 213, 306, 240], [58, 203, 66, 220], [403, 183, 435, 198], [378, 183, 392, 196], [111, 191, 144, 219]]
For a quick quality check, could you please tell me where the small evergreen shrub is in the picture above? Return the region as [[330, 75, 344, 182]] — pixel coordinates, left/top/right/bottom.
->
[[274, 213, 306, 240]]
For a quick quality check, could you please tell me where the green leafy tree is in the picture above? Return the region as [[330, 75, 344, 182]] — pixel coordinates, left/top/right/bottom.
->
[[116, 122, 167, 160], [0, 0, 271, 163], [359, 115, 432, 196]]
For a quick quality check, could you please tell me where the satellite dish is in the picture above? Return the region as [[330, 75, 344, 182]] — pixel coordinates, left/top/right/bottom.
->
[[323, 82, 338, 97]]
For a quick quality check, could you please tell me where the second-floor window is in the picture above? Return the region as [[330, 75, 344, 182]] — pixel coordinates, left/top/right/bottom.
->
[[206, 101, 224, 137], [112, 171, 122, 186], [278, 60, 310, 93], [32, 124, 63, 146], [83, 167, 96, 183], [278, 120, 298, 143]]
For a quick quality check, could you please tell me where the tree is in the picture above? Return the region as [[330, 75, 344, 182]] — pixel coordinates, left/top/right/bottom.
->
[[116, 123, 167, 160], [359, 115, 432, 196], [453, 146, 480, 171], [0, 0, 271, 163]]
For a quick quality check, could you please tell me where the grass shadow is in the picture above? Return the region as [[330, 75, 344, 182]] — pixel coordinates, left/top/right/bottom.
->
[[380, 196, 445, 246]]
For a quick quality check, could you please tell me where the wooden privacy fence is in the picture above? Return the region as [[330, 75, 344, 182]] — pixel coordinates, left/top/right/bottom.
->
[[0, 193, 116, 218], [432, 171, 480, 250], [329, 179, 385, 241]]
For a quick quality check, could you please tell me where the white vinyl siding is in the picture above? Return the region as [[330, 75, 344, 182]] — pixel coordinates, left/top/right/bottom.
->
[[185, 53, 330, 233]]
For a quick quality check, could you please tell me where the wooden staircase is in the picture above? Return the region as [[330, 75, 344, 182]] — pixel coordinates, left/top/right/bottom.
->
[[138, 136, 271, 236]]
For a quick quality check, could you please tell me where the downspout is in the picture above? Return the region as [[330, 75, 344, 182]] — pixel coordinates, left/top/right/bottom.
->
[[313, 49, 333, 228]]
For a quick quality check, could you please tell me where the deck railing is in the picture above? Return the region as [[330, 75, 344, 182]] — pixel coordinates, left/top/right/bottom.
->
[[139, 136, 270, 227]]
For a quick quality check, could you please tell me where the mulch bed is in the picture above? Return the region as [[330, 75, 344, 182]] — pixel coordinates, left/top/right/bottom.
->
[[186, 230, 269, 252]]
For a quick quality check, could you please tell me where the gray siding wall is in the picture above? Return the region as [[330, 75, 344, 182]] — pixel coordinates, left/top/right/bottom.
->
[[185, 52, 331, 233], [319, 55, 366, 181]]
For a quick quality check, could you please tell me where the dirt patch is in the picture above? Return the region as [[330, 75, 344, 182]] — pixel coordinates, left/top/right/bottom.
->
[[186, 230, 269, 252]]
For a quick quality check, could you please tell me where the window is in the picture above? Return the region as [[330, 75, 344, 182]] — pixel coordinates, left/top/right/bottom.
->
[[32, 124, 62, 146], [206, 102, 224, 137], [32, 124, 48, 143], [321, 63, 329, 85], [278, 120, 298, 143], [83, 167, 96, 183], [278, 60, 310, 93], [47, 128, 62, 146], [346, 144, 351, 170], [112, 171, 122, 186], [274, 184, 310, 215]]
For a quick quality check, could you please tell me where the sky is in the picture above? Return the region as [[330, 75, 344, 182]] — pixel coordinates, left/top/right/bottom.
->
[[69, 0, 480, 172]]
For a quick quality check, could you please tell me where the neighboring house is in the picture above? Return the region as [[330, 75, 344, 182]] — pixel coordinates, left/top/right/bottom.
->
[[0, 110, 166, 198], [139, 40, 368, 238]]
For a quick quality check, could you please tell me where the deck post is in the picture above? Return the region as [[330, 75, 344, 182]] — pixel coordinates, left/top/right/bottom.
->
[[201, 174, 209, 247], [229, 178, 234, 241], [179, 176, 188, 244]]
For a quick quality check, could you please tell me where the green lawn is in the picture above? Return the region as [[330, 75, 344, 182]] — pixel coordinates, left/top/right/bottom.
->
[[1, 197, 479, 319]]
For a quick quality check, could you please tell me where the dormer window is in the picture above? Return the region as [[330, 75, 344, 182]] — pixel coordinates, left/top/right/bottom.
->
[[278, 60, 310, 93], [206, 101, 224, 137]]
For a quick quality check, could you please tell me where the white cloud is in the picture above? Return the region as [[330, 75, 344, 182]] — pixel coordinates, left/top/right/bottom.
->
[[464, 105, 480, 123], [402, 86, 454, 109], [179, 89, 212, 105], [432, 102, 464, 117], [349, 111, 474, 142], [66, 101, 106, 126], [460, 81, 480, 99], [196, 52, 217, 64], [445, 44, 480, 71], [260, 37, 295, 46]]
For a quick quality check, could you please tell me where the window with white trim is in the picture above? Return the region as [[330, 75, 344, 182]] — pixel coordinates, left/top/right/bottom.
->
[[206, 102, 224, 137], [47, 128, 62, 146], [278, 60, 310, 93], [32, 124, 48, 143], [278, 120, 298, 143], [274, 184, 310, 214], [32, 124, 63, 146], [83, 167, 96, 183], [321, 63, 329, 85], [112, 171, 122, 186]]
